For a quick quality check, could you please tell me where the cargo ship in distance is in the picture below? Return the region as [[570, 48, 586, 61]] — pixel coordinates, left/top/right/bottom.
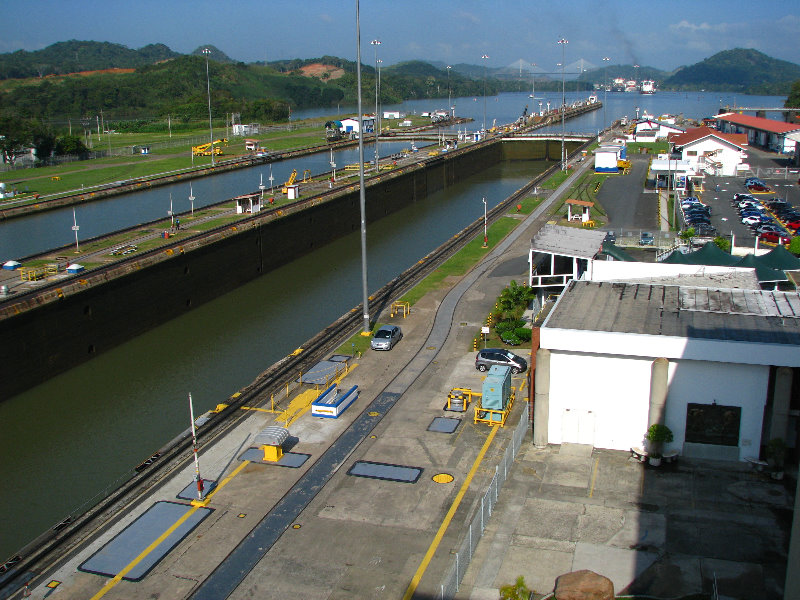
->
[[640, 80, 656, 94]]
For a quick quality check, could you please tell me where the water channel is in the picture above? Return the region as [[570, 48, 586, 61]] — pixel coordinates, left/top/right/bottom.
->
[[0, 157, 549, 559]]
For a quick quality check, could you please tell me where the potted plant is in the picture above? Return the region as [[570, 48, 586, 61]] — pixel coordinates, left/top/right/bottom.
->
[[645, 423, 674, 466], [765, 438, 787, 480]]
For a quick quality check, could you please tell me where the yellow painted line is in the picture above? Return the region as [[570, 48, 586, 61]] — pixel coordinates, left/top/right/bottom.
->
[[90, 459, 251, 599], [588, 457, 599, 498], [402, 425, 500, 600]]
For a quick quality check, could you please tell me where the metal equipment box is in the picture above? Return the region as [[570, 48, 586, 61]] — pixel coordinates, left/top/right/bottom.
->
[[481, 365, 511, 410]]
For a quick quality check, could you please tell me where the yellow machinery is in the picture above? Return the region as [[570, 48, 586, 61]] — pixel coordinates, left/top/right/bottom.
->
[[474, 386, 516, 427], [390, 301, 410, 318], [617, 159, 631, 170], [302, 169, 311, 183], [282, 169, 298, 194], [447, 388, 477, 412], [192, 139, 227, 156]]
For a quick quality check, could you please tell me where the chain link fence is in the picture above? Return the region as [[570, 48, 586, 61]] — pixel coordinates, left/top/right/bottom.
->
[[438, 401, 530, 599]]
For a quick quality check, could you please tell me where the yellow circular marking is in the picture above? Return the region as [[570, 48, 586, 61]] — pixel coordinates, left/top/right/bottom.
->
[[432, 473, 454, 484], [237, 513, 246, 518], [369, 435, 377, 439], [368, 411, 380, 417], [292, 523, 301, 529]]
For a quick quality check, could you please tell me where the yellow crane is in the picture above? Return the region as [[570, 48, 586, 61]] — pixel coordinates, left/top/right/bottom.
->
[[192, 139, 227, 156], [282, 169, 298, 194]]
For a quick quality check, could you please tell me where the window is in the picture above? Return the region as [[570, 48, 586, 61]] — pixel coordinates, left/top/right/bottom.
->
[[687, 150, 697, 156], [685, 403, 741, 446]]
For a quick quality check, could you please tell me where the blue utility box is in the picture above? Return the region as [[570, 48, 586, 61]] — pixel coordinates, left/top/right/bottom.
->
[[481, 365, 511, 410]]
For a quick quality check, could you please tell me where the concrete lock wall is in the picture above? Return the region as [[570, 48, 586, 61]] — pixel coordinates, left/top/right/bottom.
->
[[1, 140, 555, 400]]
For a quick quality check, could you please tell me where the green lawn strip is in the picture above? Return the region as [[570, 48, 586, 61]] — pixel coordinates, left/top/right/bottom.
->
[[335, 326, 381, 356], [541, 169, 570, 190], [400, 217, 519, 306], [626, 140, 669, 155]]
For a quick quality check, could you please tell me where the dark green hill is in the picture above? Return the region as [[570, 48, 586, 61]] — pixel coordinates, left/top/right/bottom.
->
[[662, 48, 800, 94], [0, 40, 180, 80], [0, 55, 344, 121], [190, 45, 235, 64]]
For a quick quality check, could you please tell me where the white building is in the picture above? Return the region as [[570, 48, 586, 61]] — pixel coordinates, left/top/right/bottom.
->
[[534, 280, 800, 462], [715, 112, 800, 155], [668, 127, 748, 177], [633, 119, 684, 142], [340, 116, 375, 135]]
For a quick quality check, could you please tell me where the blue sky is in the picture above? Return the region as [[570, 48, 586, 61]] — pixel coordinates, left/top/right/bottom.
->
[[2, 0, 799, 73]]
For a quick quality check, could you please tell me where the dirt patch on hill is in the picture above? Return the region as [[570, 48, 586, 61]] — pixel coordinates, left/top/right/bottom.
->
[[299, 63, 344, 80]]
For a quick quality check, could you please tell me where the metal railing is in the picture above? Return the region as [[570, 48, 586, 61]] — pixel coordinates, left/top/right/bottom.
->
[[438, 401, 530, 599]]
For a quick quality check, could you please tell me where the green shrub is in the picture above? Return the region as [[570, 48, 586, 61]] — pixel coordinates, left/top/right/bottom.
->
[[495, 319, 525, 333], [500, 332, 521, 345], [514, 327, 532, 342]]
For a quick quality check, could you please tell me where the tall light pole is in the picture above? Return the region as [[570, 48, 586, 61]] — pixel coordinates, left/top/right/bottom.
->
[[202, 48, 214, 167], [557, 38, 568, 170], [446, 65, 452, 117], [481, 54, 489, 131], [370, 39, 381, 169], [482, 197, 488, 247], [602, 56, 610, 131], [357, 1, 370, 333], [530, 62, 537, 100]]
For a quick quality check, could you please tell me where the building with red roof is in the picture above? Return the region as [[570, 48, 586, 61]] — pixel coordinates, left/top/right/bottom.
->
[[667, 127, 749, 177], [715, 113, 800, 155]]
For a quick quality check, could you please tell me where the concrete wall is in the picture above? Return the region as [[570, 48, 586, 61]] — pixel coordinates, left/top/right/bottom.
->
[[1, 140, 533, 400], [665, 359, 768, 461], [545, 349, 769, 460]]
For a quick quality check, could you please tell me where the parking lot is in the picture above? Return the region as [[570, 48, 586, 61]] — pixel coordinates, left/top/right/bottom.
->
[[682, 147, 800, 245]]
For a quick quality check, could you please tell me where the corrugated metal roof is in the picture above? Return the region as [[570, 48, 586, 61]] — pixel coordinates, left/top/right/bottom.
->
[[530, 224, 606, 259], [545, 281, 800, 345], [715, 113, 800, 135]]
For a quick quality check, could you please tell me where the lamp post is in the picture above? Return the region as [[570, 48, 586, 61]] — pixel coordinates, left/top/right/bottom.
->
[[357, 1, 370, 333], [481, 54, 489, 131], [530, 62, 537, 100], [557, 38, 568, 171], [446, 65, 452, 117], [370, 39, 381, 170], [202, 48, 214, 167], [482, 197, 488, 247], [602, 56, 610, 132]]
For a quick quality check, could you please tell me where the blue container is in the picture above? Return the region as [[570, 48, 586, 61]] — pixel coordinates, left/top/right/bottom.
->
[[481, 365, 511, 410]]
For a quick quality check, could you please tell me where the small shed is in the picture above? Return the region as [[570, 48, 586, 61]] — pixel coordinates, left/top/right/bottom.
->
[[3, 260, 21, 270], [565, 199, 594, 223], [66, 264, 85, 274], [235, 193, 262, 214], [594, 146, 620, 173]]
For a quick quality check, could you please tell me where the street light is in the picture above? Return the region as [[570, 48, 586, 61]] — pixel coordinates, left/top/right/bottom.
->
[[482, 197, 488, 247], [202, 48, 214, 167], [481, 54, 489, 131], [356, 1, 370, 333], [602, 56, 610, 132], [530, 63, 537, 100], [370, 39, 381, 170], [446, 65, 452, 117], [557, 38, 568, 170]]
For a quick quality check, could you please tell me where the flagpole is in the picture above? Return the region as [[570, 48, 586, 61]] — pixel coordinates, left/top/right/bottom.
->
[[189, 393, 204, 500]]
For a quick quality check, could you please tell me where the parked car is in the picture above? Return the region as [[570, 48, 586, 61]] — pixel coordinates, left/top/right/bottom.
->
[[639, 232, 654, 245], [784, 220, 800, 232], [742, 215, 770, 225], [603, 230, 616, 244], [734, 193, 757, 201], [370, 325, 403, 350], [475, 348, 527, 374], [759, 231, 792, 245], [747, 183, 772, 194]]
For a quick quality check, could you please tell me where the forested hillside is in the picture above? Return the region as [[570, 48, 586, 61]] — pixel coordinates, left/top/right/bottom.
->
[[0, 40, 180, 80], [662, 48, 800, 94]]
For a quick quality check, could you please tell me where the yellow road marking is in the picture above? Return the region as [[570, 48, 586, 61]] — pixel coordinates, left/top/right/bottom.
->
[[90, 459, 251, 599], [588, 457, 599, 497], [402, 425, 499, 600]]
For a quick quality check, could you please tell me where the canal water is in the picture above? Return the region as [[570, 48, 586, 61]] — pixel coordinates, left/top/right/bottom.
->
[[0, 157, 549, 560], [0, 140, 430, 260]]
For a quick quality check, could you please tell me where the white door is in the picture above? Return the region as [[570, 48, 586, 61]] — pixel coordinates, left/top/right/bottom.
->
[[562, 409, 595, 445]]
